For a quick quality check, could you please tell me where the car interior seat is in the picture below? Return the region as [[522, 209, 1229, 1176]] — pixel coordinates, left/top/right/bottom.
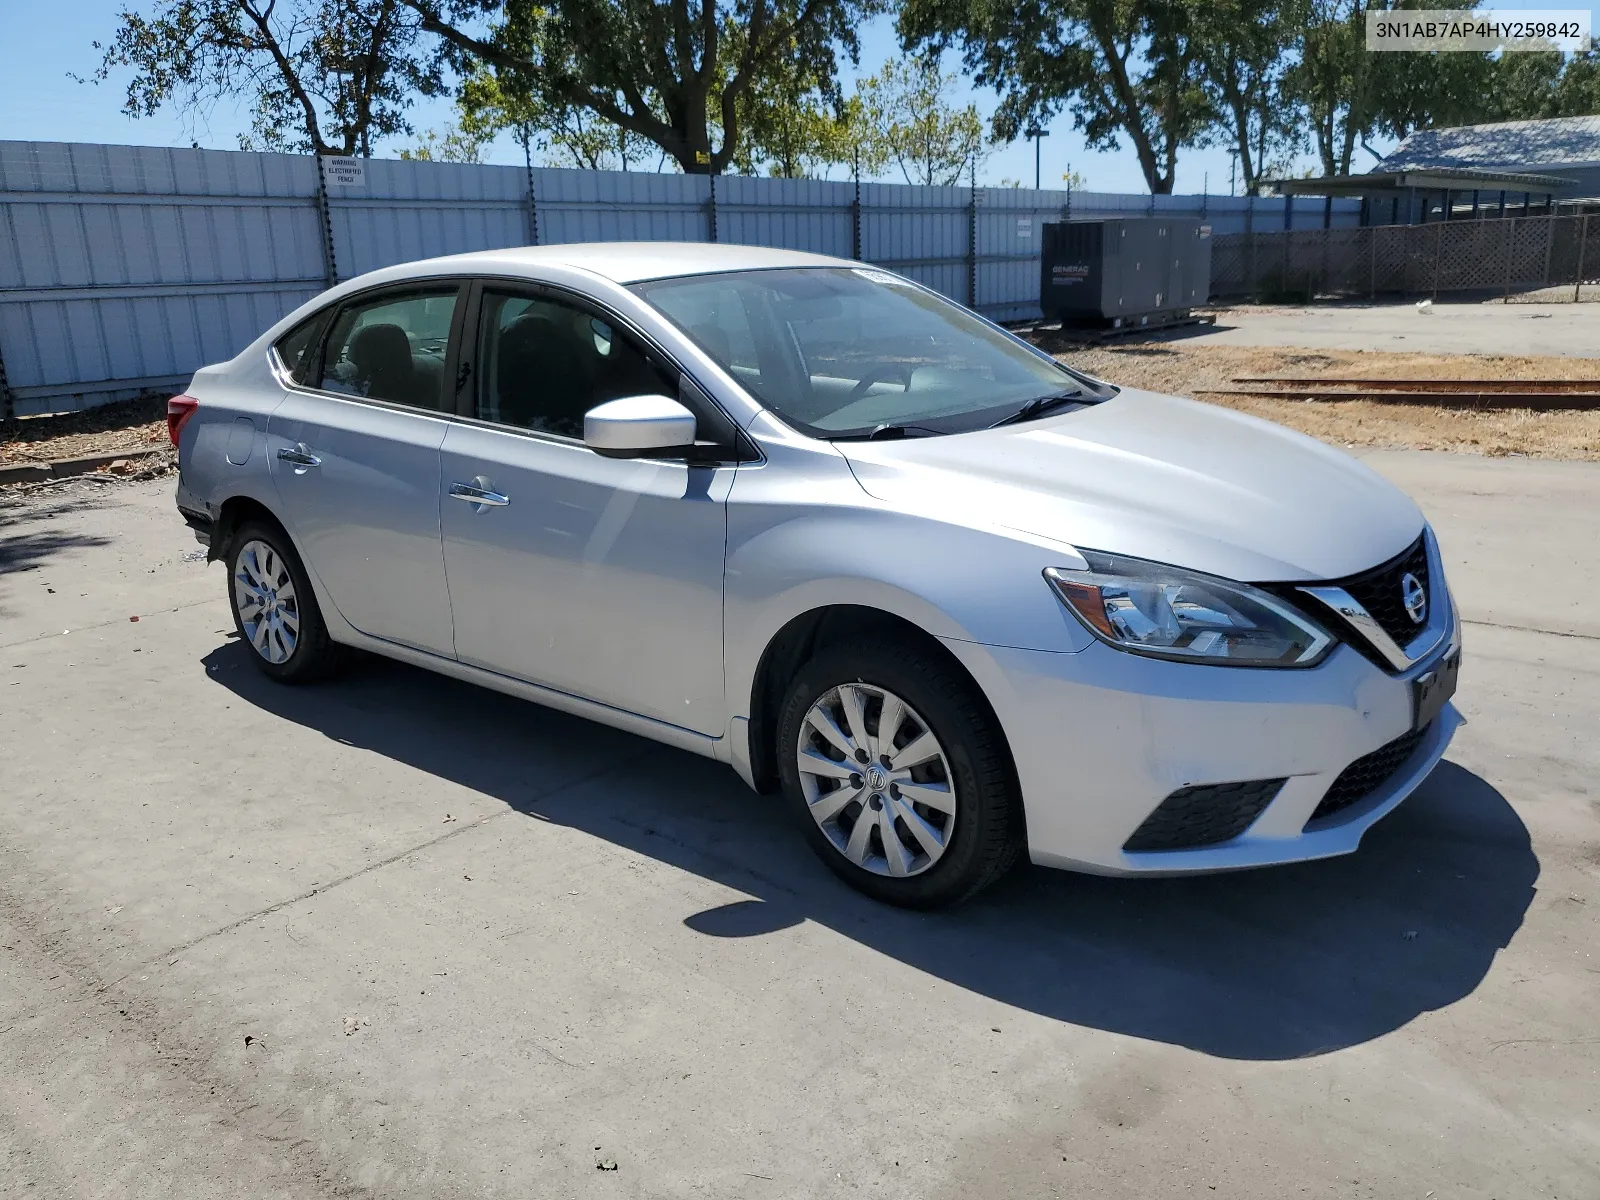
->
[[348, 323, 428, 408]]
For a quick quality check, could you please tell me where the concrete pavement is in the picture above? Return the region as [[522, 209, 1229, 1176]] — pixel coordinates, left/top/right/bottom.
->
[[1191, 301, 1600, 358], [1, 457, 1596, 1199]]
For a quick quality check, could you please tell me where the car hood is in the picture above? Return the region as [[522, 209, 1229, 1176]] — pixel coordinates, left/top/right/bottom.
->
[[835, 388, 1424, 582]]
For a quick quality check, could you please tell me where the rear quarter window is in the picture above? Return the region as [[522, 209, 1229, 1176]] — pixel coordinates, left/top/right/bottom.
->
[[273, 313, 328, 383]]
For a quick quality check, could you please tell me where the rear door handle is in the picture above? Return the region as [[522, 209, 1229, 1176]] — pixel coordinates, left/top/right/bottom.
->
[[448, 480, 510, 509], [276, 443, 321, 471]]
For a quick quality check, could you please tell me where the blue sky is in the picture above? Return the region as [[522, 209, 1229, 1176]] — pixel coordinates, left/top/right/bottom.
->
[[0, 0, 1587, 194]]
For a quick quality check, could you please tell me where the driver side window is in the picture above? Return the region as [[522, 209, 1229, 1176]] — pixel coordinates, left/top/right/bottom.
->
[[475, 289, 674, 439]]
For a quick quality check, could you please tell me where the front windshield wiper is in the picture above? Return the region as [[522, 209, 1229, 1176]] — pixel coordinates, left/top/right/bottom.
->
[[989, 390, 1087, 428], [828, 423, 942, 442]]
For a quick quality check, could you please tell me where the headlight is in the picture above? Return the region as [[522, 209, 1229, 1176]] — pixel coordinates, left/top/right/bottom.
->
[[1044, 551, 1333, 667]]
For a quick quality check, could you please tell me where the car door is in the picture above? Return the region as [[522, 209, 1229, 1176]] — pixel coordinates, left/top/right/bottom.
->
[[267, 282, 464, 658], [438, 283, 735, 736]]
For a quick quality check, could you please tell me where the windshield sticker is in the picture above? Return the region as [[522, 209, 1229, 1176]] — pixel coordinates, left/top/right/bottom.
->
[[852, 268, 910, 287]]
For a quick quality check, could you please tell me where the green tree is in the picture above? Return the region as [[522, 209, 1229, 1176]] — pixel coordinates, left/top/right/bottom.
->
[[1547, 48, 1600, 117], [404, 0, 880, 174], [1193, 0, 1303, 190], [898, 0, 1210, 194], [854, 57, 986, 186], [89, 0, 443, 155], [1286, 0, 1503, 176], [725, 28, 858, 177], [399, 124, 492, 162], [1476, 47, 1600, 122], [454, 65, 655, 170]]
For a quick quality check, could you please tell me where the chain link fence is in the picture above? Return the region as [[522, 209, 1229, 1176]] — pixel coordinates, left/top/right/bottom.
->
[[1212, 214, 1599, 302]]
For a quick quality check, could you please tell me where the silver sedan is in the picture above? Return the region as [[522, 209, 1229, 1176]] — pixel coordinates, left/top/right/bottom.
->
[[171, 243, 1461, 907]]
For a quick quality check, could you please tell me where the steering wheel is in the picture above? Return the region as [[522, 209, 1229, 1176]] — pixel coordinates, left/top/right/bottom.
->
[[844, 363, 914, 404]]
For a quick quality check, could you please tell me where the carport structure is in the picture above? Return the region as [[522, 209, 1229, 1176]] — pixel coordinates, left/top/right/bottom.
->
[[1269, 166, 1571, 228]]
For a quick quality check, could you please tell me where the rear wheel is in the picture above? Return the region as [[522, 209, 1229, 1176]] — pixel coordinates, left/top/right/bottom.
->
[[776, 636, 1021, 908], [227, 520, 341, 683]]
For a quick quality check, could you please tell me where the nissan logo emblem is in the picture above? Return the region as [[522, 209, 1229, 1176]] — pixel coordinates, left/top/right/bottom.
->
[[1401, 573, 1427, 625]]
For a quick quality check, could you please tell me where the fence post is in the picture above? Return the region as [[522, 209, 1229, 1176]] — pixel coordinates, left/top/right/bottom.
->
[[706, 171, 719, 243], [1575, 214, 1590, 303], [521, 130, 540, 246], [1540, 215, 1555, 289], [1368, 226, 1377, 299], [968, 159, 979, 310], [1503, 217, 1515, 297], [1432, 222, 1443, 300], [851, 149, 862, 262], [313, 155, 339, 289], [0, 337, 15, 427], [1250, 231, 1260, 301]]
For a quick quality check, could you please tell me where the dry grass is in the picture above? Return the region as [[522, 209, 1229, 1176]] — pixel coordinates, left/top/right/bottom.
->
[[1048, 341, 1600, 461], [1, 396, 170, 465]]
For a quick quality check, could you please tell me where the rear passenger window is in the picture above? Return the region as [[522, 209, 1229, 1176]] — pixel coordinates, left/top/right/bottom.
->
[[318, 288, 460, 411], [273, 313, 327, 383]]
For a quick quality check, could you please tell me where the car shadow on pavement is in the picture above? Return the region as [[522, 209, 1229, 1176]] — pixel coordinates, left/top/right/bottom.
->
[[205, 643, 1537, 1063]]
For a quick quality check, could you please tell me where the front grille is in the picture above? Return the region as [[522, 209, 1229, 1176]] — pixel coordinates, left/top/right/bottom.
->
[[1123, 778, 1286, 852], [1308, 724, 1430, 824], [1339, 535, 1430, 650]]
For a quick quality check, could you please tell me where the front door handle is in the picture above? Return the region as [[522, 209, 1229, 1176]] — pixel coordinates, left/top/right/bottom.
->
[[448, 480, 510, 509], [276, 443, 321, 472]]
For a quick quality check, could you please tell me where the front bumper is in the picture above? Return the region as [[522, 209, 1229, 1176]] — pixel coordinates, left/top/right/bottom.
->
[[942, 603, 1462, 876]]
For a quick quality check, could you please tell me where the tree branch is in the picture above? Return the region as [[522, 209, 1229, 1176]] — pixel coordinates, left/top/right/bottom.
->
[[237, 0, 329, 152]]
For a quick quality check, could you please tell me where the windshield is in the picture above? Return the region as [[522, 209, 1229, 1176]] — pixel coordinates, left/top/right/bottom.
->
[[631, 267, 1102, 437]]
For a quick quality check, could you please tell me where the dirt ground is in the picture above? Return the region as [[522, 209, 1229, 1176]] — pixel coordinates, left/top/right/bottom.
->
[[4, 340, 1599, 466], [1054, 340, 1600, 461], [1, 396, 169, 465]]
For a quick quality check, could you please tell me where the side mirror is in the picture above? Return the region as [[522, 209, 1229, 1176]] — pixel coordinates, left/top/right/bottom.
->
[[583, 394, 697, 459]]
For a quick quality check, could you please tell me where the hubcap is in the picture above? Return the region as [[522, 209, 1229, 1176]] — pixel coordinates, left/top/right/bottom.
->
[[795, 682, 956, 879], [233, 539, 300, 665]]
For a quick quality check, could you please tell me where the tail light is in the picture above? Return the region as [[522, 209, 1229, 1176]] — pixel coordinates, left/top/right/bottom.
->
[[167, 395, 199, 448]]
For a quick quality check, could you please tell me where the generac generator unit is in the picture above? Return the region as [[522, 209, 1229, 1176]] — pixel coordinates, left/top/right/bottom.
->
[[1040, 218, 1212, 328]]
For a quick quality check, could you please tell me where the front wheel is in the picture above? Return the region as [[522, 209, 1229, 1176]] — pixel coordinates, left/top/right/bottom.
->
[[776, 636, 1022, 908], [226, 520, 342, 683]]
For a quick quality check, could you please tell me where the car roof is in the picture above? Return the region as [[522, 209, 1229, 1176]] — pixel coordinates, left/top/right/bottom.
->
[[413, 241, 855, 286]]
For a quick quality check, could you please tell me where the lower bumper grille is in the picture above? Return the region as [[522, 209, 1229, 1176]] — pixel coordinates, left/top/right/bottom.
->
[[1308, 724, 1431, 824], [1123, 778, 1286, 852]]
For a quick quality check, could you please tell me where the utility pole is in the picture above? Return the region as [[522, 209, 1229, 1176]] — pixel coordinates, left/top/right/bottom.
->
[[1024, 126, 1049, 189]]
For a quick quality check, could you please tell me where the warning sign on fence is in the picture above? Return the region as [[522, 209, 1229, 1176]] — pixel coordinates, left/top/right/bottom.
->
[[320, 157, 366, 188]]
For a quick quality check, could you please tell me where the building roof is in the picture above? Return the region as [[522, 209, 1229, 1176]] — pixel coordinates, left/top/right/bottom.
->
[[1273, 165, 1572, 197], [1378, 115, 1600, 172]]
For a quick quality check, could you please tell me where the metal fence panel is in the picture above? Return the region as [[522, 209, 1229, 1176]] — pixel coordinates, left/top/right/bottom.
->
[[534, 169, 709, 246], [859, 181, 969, 303], [327, 157, 530, 279], [715, 175, 855, 257], [2, 139, 1368, 416], [0, 142, 328, 414]]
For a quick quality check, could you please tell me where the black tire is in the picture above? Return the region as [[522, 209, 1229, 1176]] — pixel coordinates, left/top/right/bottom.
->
[[225, 519, 342, 683], [776, 635, 1022, 909]]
